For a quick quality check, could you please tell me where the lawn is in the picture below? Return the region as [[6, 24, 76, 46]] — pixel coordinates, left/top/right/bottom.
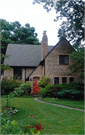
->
[[39, 97, 84, 109], [1, 96, 84, 134]]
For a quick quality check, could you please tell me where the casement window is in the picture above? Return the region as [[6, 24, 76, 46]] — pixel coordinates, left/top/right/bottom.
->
[[69, 77, 74, 83], [14, 67, 22, 80], [54, 77, 59, 84], [62, 77, 67, 83], [59, 55, 69, 65]]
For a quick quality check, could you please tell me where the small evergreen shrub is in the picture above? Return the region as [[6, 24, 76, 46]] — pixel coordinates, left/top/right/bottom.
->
[[56, 89, 84, 100], [37, 76, 50, 88]]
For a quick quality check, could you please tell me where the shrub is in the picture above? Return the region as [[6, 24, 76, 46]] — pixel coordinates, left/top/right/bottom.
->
[[20, 82, 31, 95], [39, 82, 84, 99], [55, 82, 84, 91], [56, 89, 84, 100], [37, 76, 50, 88], [39, 85, 52, 97], [9, 81, 31, 97], [1, 77, 22, 95]]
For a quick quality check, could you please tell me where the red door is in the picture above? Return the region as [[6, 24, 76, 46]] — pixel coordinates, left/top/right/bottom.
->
[[33, 77, 40, 93]]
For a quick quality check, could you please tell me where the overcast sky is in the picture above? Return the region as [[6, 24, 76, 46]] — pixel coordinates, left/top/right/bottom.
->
[[0, 0, 63, 45]]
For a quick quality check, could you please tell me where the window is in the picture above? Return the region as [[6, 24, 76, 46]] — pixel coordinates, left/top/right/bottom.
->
[[62, 77, 67, 83], [14, 68, 22, 80], [54, 77, 59, 84], [59, 55, 69, 65], [70, 77, 74, 83]]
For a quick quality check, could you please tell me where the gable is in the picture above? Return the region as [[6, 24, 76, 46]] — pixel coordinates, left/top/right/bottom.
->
[[27, 37, 75, 79], [42, 37, 75, 61]]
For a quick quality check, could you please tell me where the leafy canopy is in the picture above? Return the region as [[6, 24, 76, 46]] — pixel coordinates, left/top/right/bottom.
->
[[33, 0, 84, 47]]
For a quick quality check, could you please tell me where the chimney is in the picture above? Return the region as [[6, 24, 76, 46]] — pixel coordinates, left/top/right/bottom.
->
[[41, 31, 48, 60]]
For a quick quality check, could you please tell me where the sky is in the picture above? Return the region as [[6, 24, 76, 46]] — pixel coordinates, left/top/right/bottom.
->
[[0, 0, 63, 46]]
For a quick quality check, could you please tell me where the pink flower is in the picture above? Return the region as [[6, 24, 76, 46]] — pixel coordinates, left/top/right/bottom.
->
[[29, 115, 35, 118]]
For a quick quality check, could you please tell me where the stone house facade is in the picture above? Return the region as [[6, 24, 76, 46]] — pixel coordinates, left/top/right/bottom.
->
[[4, 31, 81, 93]]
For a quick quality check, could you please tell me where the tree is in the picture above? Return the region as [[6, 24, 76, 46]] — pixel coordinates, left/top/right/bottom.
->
[[1, 54, 11, 71], [1, 19, 40, 64], [68, 47, 84, 81], [1, 19, 40, 71], [33, 0, 84, 47]]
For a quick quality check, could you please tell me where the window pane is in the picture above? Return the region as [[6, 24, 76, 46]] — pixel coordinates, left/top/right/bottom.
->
[[59, 55, 69, 65], [14, 68, 22, 80], [64, 56, 69, 64], [59, 56, 63, 64], [62, 77, 67, 83], [54, 77, 59, 84], [70, 77, 74, 83]]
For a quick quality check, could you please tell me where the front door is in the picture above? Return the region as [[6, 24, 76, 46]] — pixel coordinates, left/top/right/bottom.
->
[[33, 77, 40, 93]]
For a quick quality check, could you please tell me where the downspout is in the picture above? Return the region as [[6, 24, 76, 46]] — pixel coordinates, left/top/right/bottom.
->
[[44, 61, 45, 76], [25, 68, 26, 82]]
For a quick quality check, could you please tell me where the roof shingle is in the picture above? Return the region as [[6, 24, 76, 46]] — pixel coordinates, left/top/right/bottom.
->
[[4, 44, 54, 67]]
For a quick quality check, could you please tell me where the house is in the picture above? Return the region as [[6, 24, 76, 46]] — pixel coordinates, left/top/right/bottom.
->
[[4, 31, 81, 93]]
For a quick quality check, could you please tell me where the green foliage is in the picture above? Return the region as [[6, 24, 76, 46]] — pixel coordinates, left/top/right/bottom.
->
[[1, 77, 22, 95], [39, 82, 84, 98], [33, 0, 84, 47], [1, 54, 11, 71], [68, 47, 84, 81], [9, 81, 31, 97], [9, 87, 24, 97], [37, 76, 50, 88], [1, 19, 40, 64], [56, 89, 84, 100], [54, 81, 84, 91], [20, 81, 31, 90], [1, 119, 23, 134], [39, 85, 52, 97]]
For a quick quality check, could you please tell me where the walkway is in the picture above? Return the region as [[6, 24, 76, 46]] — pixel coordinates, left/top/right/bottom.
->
[[34, 97, 84, 112]]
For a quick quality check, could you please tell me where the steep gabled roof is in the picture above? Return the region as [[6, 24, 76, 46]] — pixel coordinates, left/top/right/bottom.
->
[[4, 44, 54, 67]]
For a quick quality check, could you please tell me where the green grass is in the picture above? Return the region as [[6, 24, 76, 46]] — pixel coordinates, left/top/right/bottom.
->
[[39, 97, 84, 109], [1, 96, 84, 134]]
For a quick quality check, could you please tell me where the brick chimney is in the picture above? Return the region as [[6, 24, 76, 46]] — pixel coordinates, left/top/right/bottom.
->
[[41, 31, 48, 60]]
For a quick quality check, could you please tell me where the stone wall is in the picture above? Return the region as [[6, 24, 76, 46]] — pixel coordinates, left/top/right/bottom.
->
[[4, 67, 35, 82], [45, 38, 81, 84], [4, 69, 13, 79]]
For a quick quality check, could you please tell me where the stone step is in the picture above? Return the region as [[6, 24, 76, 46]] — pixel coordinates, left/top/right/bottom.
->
[[33, 93, 39, 97]]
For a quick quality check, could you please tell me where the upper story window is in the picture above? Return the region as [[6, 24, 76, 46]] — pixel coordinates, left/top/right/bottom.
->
[[59, 55, 69, 65], [13, 67, 22, 80]]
